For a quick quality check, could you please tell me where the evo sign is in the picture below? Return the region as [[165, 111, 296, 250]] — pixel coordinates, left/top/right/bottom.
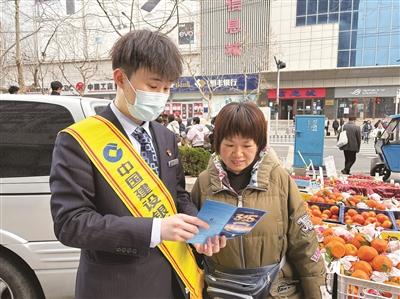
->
[[335, 86, 399, 98]]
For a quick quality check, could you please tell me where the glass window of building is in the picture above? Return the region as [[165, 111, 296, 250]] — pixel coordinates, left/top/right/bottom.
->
[[295, 0, 400, 67]]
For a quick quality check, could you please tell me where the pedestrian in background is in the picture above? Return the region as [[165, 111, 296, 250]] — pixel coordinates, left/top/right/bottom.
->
[[191, 102, 325, 299], [332, 119, 339, 135], [362, 120, 372, 143], [186, 116, 209, 148], [339, 116, 361, 175], [339, 117, 345, 129], [50, 81, 63, 95], [324, 117, 330, 136], [8, 85, 19, 94]]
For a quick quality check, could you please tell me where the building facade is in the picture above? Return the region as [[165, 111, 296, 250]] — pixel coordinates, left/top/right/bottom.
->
[[264, 0, 400, 120]]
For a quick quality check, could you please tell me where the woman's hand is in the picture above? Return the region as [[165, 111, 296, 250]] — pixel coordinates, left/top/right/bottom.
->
[[194, 235, 227, 256]]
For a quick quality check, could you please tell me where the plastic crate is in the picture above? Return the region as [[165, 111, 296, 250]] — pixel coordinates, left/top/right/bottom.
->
[[307, 202, 345, 224], [343, 207, 398, 231], [336, 273, 400, 299]]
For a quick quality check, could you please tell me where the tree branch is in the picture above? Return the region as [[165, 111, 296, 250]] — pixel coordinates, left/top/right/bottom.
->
[[96, 0, 121, 36]]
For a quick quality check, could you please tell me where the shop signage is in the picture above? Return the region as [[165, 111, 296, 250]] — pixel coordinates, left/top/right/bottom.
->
[[268, 88, 326, 99], [171, 73, 258, 93], [325, 99, 334, 106], [85, 81, 117, 93], [335, 86, 398, 98], [178, 22, 194, 45]]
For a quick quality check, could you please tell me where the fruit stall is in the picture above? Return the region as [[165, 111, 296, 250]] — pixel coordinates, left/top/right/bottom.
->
[[293, 174, 400, 298]]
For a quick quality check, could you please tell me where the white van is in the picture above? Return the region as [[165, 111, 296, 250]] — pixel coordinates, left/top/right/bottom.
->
[[0, 94, 110, 298]]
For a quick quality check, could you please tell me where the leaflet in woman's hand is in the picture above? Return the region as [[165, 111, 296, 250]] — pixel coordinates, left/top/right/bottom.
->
[[187, 199, 267, 244]]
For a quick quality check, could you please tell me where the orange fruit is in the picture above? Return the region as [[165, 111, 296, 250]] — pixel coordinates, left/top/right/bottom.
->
[[347, 209, 358, 217], [377, 213, 389, 223], [361, 211, 370, 219], [312, 209, 322, 217], [357, 246, 378, 262], [322, 228, 334, 237], [382, 220, 392, 229], [347, 285, 359, 299], [368, 211, 377, 217], [372, 255, 393, 272], [375, 203, 386, 211], [352, 214, 365, 225], [345, 219, 354, 225], [311, 216, 323, 225], [345, 244, 358, 256], [351, 234, 369, 248], [322, 209, 332, 218], [330, 215, 339, 220], [353, 261, 373, 276], [371, 239, 388, 254], [323, 235, 345, 246], [326, 241, 346, 259], [330, 206, 339, 215], [365, 200, 378, 209], [351, 269, 370, 280]]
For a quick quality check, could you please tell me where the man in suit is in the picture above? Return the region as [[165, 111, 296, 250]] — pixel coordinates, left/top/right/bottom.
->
[[50, 30, 224, 299], [339, 116, 361, 175]]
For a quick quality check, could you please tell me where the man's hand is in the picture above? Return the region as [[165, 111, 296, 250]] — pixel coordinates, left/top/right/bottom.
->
[[194, 235, 227, 256], [161, 214, 209, 242]]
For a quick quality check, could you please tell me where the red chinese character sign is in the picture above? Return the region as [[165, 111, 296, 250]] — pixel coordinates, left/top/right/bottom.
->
[[225, 43, 242, 56], [226, 0, 242, 11], [268, 88, 326, 99], [227, 19, 240, 34], [225, 0, 242, 57]]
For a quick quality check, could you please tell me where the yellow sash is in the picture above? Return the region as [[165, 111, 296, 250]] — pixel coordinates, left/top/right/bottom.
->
[[62, 115, 203, 298]]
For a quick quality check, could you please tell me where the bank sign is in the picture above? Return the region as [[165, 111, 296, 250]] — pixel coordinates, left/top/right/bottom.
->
[[171, 73, 258, 93]]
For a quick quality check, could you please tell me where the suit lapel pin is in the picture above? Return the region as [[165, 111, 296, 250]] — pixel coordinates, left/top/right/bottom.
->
[[166, 149, 172, 157]]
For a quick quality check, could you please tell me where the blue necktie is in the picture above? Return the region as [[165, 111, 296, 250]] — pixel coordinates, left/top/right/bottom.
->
[[132, 126, 160, 176]]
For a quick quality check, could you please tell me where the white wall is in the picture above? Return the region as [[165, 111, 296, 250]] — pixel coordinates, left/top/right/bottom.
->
[[269, 1, 339, 71]]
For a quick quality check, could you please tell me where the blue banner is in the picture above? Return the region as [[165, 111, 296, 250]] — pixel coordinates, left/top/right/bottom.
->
[[171, 73, 258, 93]]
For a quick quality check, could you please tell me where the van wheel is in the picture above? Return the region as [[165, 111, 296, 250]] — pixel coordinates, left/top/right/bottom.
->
[[0, 254, 44, 299]]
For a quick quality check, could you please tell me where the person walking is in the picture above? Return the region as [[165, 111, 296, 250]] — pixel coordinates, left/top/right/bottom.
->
[[324, 118, 330, 136], [339, 116, 361, 175], [339, 117, 345, 130], [191, 102, 325, 299], [50, 30, 224, 299], [332, 119, 340, 135], [362, 120, 372, 143]]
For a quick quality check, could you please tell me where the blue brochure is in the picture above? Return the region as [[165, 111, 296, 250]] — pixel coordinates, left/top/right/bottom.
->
[[188, 199, 267, 244]]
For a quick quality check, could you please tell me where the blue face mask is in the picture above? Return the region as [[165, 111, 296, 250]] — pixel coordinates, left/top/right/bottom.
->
[[123, 75, 170, 122]]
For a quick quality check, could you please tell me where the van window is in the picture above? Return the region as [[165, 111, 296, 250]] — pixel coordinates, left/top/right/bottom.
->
[[0, 101, 75, 178]]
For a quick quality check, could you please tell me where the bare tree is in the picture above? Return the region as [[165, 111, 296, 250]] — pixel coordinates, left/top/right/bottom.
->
[[14, 0, 25, 90]]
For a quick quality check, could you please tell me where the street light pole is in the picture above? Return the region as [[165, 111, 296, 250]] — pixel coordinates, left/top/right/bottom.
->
[[274, 56, 286, 134]]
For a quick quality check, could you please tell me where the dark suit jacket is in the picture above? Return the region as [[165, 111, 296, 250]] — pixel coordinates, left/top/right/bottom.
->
[[50, 106, 198, 299]]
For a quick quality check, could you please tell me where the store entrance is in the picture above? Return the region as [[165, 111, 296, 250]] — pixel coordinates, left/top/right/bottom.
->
[[281, 100, 294, 120]]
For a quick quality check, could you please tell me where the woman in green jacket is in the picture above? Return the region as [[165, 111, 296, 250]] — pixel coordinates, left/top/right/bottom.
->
[[191, 102, 325, 299]]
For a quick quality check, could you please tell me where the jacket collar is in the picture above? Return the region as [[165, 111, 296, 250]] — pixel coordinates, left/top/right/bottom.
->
[[208, 147, 281, 194], [100, 104, 168, 179]]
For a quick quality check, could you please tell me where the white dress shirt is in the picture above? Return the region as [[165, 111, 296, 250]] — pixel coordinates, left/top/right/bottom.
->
[[110, 101, 162, 248]]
